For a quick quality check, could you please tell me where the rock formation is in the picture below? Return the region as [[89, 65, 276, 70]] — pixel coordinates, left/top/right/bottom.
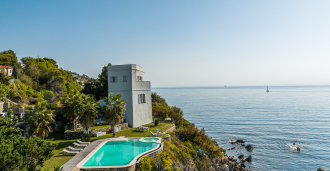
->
[[245, 145, 253, 152]]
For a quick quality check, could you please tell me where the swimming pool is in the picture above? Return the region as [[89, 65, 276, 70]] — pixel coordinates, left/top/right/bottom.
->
[[139, 137, 161, 143], [141, 138, 159, 142], [78, 138, 160, 168]]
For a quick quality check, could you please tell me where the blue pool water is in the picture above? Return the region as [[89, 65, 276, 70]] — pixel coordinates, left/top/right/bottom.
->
[[83, 139, 158, 167], [153, 86, 330, 171], [142, 138, 160, 142]]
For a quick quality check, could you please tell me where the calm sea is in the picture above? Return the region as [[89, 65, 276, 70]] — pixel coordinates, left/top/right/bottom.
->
[[152, 86, 330, 171]]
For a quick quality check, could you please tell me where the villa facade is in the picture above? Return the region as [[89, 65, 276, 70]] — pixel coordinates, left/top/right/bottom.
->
[[107, 64, 152, 127], [0, 65, 13, 76]]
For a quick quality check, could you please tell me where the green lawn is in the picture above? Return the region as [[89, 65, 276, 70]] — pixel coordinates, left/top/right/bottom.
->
[[39, 121, 173, 171], [90, 124, 111, 130]]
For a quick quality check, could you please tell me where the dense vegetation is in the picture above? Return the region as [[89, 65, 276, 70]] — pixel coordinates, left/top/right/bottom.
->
[[24, 102, 55, 139], [0, 50, 86, 170], [0, 50, 81, 106], [148, 93, 225, 171], [83, 63, 111, 100], [151, 93, 186, 126], [0, 50, 18, 66], [19, 56, 81, 97], [0, 116, 56, 170]]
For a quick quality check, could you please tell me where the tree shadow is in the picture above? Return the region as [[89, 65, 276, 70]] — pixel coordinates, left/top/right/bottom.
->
[[45, 131, 78, 150]]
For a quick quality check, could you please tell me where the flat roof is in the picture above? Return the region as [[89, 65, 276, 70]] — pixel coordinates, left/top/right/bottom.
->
[[108, 64, 143, 71]]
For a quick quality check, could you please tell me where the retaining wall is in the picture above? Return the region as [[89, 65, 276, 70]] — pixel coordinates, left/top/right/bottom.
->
[[64, 123, 129, 140], [79, 165, 135, 171]]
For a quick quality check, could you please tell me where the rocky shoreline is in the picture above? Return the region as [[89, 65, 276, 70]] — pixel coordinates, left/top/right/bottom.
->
[[210, 140, 252, 171]]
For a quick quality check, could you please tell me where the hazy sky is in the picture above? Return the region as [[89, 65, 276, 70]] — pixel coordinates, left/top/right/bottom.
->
[[1, 0, 329, 87]]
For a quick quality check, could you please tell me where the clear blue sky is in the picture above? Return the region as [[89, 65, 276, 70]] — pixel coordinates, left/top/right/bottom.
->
[[1, 0, 329, 87]]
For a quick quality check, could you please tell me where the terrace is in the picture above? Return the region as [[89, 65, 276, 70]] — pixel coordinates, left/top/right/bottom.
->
[[39, 120, 174, 171]]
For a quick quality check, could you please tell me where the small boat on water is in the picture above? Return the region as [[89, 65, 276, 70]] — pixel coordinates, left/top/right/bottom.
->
[[266, 86, 269, 92]]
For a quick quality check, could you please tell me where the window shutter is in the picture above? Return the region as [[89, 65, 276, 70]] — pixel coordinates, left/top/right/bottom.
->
[[143, 94, 146, 103]]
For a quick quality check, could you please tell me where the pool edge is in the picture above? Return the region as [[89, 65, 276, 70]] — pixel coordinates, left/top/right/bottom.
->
[[76, 137, 162, 169]]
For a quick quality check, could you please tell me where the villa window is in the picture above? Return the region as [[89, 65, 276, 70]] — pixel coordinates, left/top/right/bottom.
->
[[138, 94, 146, 104], [123, 76, 127, 82], [137, 76, 143, 81], [110, 76, 117, 83]]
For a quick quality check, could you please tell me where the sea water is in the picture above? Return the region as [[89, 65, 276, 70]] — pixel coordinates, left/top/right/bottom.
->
[[153, 86, 330, 170]]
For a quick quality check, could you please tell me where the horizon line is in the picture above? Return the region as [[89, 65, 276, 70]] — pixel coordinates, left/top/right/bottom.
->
[[152, 85, 330, 89]]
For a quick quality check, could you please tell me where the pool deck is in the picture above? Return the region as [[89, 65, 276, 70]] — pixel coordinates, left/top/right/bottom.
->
[[61, 136, 150, 171], [61, 124, 175, 171], [62, 138, 111, 171]]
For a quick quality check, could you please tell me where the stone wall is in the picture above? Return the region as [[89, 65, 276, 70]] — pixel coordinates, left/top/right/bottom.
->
[[161, 124, 176, 143], [0, 102, 3, 113], [163, 134, 171, 143], [64, 131, 84, 140], [79, 165, 135, 171], [4, 102, 10, 112], [136, 142, 164, 169], [89, 127, 112, 135], [64, 123, 129, 140], [90, 123, 129, 135], [0, 102, 10, 113], [164, 124, 176, 133]]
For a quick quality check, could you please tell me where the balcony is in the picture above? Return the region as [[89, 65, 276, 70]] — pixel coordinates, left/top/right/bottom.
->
[[133, 81, 151, 90]]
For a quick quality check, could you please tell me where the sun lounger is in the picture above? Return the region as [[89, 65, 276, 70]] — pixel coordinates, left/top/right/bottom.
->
[[77, 140, 91, 145], [73, 142, 88, 147], [156, 129, 163, 136], [150, 131, 157, 137], [67, 146, 83, 151], [63, 149, 79, 155]]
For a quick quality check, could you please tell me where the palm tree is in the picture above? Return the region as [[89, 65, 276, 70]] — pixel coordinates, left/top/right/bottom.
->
[[77, 95, 99, 135], [102, 92, 126, 137], [61, 90, 82, 130], [24, 102, 55, 139]]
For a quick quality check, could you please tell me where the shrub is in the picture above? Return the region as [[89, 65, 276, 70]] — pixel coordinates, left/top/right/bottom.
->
[[174, 167, 181, 171], [159, 140, 174, 166], [46, 103, 57, 109], [81, 134, 90, 142], [33, 93, 44, 99], [54, 96, 60, 103], [53, 166, 63, 171], [170, 106, 183, 126], [152, 103, 169, 119], [172, 146, 190, 165], [40, 89, 56, 103], [175, 124, 223, 158], [182, 118, 191, 127], [24, 106, 34, 111], [151, 93, 168, 107], [155, 119, 159, 126], [137, 156, 152, 171], [29, 98, 43, 104], [196, 147, 207, 160]]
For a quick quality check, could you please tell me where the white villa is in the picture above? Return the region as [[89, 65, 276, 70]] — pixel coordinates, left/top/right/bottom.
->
[[107, 64, 152, 127]]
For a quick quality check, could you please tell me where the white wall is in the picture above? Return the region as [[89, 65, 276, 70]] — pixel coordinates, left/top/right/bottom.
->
[[132, 90, 152, 127], [108, 64, 152, 127]]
